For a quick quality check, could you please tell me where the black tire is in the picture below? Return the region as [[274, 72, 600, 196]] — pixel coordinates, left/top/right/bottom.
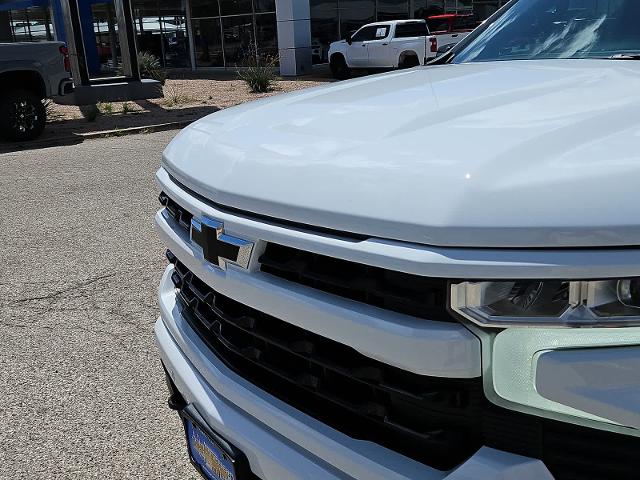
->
[[399, 54, 420, 69], [330, 54, 351, 80], [0, 89, 46, 142]]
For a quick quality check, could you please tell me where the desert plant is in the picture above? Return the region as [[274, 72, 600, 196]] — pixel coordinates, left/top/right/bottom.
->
[[121, 102, 134, 114], [238, 61, 276, 93], [237, 45, 276, 93], [163, 83, 193, 107], [138, 51, 167, 85], [97, 102, 114, 115]]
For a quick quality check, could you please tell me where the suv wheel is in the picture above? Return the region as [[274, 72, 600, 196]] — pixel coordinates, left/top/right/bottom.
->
[[0, 89, 46, 141], [330, 55, 351, 80]]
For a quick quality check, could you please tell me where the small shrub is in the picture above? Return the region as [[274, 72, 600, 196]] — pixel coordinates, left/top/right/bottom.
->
[[121, 102, 134, 114], [97, 102, 113, 115], [138, 51, 167, 85], [238, 62, 276, 93], [237, 44, 276, 93], [163, 83, 193, 107]]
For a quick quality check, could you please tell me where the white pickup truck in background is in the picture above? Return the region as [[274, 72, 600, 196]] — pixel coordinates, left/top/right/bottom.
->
[[328, 20, 437, 79]]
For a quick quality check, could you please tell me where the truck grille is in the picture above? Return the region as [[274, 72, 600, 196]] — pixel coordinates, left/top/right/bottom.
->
[[170, 256, 482, 470], [159, 192, 192, 231], [158, 193, 454, 322], [260, 243, 454, 322], [168, 255, 640, 479]]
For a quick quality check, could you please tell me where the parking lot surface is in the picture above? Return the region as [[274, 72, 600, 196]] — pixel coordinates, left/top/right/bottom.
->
[[0, 131, 198, 479]]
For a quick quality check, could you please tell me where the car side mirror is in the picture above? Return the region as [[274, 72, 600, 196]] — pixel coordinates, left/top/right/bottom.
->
[[346, 36, 353, 45]]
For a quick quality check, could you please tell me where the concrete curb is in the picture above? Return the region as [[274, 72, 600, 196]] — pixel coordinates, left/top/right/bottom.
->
[[0, 119, 193, 153], [80, 120, 194, 139]]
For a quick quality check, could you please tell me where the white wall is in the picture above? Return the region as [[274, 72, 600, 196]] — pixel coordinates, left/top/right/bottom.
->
[[276, 0, 312, 76]]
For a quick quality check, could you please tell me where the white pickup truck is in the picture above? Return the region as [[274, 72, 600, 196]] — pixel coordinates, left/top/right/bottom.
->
[[328, 20, 437, 79], [155, 0, 640, 479]]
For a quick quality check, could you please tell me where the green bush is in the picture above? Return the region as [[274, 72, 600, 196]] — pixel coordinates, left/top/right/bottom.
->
[[238, 63, 276, 93], [121, 102, 133, 114], [97, 101, 113, 114], [237, 46, 276, 93], [138, 51, 167, 85]]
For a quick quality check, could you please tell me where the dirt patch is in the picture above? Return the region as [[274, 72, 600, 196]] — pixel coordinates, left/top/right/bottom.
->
[[50, 77, 328, 129]]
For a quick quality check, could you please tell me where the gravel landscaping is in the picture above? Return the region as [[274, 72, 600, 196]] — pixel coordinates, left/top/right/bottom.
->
[[40, 76, 330, 140]]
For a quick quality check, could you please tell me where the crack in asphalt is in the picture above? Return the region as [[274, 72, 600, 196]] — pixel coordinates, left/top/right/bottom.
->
[[9, 272, 117, 305]]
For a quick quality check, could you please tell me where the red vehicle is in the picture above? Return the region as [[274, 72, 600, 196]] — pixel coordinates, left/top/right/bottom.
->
[[426, 13, 479, 52]]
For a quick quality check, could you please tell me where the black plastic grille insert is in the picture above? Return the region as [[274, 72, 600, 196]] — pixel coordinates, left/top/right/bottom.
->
[[260, 243, 454, 322]]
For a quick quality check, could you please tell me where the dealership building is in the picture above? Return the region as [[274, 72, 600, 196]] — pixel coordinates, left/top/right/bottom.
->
[[1, 0, 507, 76]]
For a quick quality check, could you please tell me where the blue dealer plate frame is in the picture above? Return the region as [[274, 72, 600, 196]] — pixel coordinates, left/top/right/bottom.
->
[[180, 407, 252, 480]]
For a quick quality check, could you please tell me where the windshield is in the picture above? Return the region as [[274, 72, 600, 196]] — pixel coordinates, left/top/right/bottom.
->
[[453, 0, 640, 63]]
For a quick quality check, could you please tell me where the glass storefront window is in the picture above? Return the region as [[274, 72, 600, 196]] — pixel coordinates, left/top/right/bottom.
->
[[472, 0, 502, 18], [190, 0, 220, 19], [377, 0, 409, 21], [255, 13, 278, 62], [254, 0, 276, 13], [190, 0, 277, 68], [310, 0, 339, 63], [221, 14, 254, 66], [91, 2, 120, 76], [0, 6, 54, 43], [444, 0, 457, 12], [133, 0, 190, 69], [218, 0, 253, 16], [192, 17, 225, 67], [424, 1, 446, 16], [340, 0, 375, 40], [161, 17, 189, 68]]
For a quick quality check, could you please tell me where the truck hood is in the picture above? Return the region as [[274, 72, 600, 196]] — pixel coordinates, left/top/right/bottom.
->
[[162, 60, 640, 248]]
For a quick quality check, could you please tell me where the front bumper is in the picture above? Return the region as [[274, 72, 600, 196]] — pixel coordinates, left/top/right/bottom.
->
[[156, 267, 553, 480]]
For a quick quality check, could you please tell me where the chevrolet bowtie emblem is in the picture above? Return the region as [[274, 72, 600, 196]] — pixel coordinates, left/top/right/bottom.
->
[[190, 217, 253, 269]]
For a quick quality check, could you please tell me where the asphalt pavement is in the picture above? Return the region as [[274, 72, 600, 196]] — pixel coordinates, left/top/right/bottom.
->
[[0, 131, 198, 479]]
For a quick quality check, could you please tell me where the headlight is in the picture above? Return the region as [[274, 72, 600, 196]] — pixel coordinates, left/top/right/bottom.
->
[[451, 278, 640, 327]]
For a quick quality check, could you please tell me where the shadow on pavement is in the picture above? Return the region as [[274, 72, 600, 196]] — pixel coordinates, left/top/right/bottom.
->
[[0, 104, 218, 154]]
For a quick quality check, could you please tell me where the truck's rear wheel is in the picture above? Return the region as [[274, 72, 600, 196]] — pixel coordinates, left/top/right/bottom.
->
[[0, 89, 46, 141], [330, 55, 351, 80], [399, 54, 420, 69]]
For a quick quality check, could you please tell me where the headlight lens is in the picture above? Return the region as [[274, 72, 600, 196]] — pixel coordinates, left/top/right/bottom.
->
[[451, 278, 640, 327], [617, 279, 640, 308]]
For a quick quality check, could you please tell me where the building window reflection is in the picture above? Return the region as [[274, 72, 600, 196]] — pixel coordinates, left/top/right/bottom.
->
[[377, 0, 409, 21], [190, 0, 278, 69], [133, 0, 190, 69], [0, 5, 54, 43]]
